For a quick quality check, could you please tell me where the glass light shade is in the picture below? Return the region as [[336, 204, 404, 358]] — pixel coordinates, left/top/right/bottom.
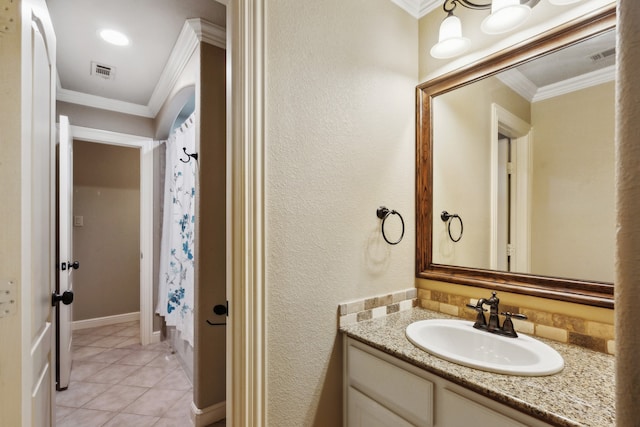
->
[[481, 0, 531, 35], [430, 14, 471, 59], [548, 0, 583, 4]]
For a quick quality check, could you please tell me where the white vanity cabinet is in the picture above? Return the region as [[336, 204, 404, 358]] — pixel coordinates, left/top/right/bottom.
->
[[344, 337, 552, 427]]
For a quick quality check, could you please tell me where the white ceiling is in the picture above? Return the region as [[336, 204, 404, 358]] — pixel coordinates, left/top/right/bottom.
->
[[516, 29, 615, 88], [498, 29, 615, 102], [46, 0, 226, 116]]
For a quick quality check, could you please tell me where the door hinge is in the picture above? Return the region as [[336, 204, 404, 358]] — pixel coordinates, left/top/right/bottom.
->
[[506, 162, 514, 174], [507, 244, 515, 256], [0, 279, 17, 318]]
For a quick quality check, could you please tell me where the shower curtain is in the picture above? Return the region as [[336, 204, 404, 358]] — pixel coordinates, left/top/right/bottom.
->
[[157, 113, 196, 346]]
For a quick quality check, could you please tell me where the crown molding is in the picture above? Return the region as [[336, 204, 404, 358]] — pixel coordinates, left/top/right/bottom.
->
[[533, 64, 615, 102], [497, 69, 538, 102], [57, 87, 155, 117], [389, 0, 441, 18], [147, 19, 226, 116], [56, 18, 226, 119], [70, 125, 154, 145], [497, 64, 615, 103], [419, 0, 443, 17], [188, 18, 226, 49], [146, 20, 200, 117]]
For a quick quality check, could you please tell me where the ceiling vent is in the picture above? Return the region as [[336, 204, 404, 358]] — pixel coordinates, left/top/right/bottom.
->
[[91, 61, 115, 80], [589, 47, 615, 63]]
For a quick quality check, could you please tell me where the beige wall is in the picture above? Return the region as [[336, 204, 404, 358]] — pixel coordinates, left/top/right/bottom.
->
[[531, 82, 615, 282], [72, 140, 140, 320], [57, 101, 155, 137], [432, 76, 530, 268], [265, 0, 417, 424], [193, 43, 227, 410]]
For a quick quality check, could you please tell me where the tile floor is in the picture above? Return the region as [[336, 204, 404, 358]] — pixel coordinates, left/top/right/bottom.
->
[[55, 321, 225, 427]]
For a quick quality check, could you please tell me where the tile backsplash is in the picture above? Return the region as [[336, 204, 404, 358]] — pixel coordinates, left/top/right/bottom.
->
[[338, 288, 417, 328], [418, 288, 615, 355]]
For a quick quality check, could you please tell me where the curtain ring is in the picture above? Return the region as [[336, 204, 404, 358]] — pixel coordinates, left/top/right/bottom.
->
[[441, 210, 463, 242], [376, 206, 405, 245]]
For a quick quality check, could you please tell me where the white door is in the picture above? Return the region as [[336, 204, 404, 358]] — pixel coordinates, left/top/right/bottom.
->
[[497, 136, 522, 273], [23, 0, 57, 424], [497, 137, 510, 271], [56, 115, 75, 390]]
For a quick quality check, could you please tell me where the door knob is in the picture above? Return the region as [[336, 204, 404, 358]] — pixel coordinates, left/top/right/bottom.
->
[[213, 304, 228, 315], [52, 290, 74, 306], [207, 302, 228, 326]]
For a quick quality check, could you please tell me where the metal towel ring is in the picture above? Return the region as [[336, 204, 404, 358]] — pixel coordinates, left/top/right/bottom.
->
[[441, 211, 463, 242], [376, 206, 405, 245]]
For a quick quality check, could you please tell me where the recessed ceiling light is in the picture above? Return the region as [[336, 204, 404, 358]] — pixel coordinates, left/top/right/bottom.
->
[[99, 29, 129, 46]]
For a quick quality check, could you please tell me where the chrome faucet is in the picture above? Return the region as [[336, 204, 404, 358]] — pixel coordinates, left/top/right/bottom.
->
[[465, 292, 528, 338]]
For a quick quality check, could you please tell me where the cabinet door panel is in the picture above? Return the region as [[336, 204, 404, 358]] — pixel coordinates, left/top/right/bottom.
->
[[440, 388, 527, 427], [348, 344, 433, 426], [348, 387, 415, 427]]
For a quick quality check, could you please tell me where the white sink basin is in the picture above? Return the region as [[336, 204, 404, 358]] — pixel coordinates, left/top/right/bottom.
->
[[406, 319, 564, 376]]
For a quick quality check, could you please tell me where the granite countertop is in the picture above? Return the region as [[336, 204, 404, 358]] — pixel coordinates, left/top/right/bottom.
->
[[340, 307, 615, 427]]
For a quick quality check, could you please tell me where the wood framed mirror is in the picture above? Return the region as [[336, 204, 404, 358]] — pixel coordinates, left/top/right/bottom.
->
[[416, 5, 615, 309]]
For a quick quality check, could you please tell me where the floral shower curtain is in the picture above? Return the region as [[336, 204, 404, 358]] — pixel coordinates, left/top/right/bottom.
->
[[157, 113, 196, 346]]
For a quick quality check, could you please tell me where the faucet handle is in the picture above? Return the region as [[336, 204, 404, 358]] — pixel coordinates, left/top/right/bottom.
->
[[500, 312, 527, 320], [466, 304, 488, 330], [466, 303, 487, 312], [500, 312, 527, 338]]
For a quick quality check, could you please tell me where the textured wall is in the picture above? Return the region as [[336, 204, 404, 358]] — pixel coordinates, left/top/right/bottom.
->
[[265, 0, 417, 424], [73, 141, 140, 321], [616, 0, 640, 424]]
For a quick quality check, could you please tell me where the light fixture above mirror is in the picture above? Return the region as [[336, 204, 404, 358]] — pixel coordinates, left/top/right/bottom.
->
[[431, 0, 584, 59]]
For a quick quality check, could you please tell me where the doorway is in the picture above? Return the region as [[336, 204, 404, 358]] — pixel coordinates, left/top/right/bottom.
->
[[68, 126, 157, 344], [490, 103, 532, 274], [71, 141, 141, 330]]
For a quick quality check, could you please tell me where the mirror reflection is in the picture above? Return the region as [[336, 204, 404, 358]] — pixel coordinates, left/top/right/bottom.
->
[[431, 29, 615, 283]]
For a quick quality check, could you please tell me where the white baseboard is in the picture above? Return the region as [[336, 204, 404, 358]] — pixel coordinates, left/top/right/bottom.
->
[[72, 312, 140, 330], [151, 330, 161, 344], [191, 401, 225, 427]]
